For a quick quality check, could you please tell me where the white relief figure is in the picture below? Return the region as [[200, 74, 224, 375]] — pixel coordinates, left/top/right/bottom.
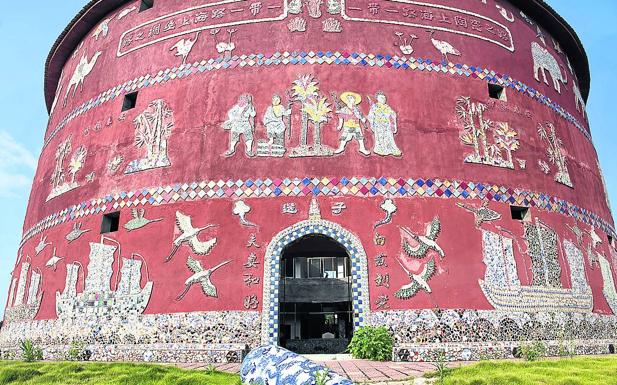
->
[[233, 200, 257, 227], [212, 28, 236, 59], [495, 4, 514, 23], [394, 32, 418, 55], [288, 17, 307, 32], [117, 5, 137, 20], [573, 81, 586, 117], [92, 17, 112, 40], [305, 0, 323, 18], [322, 18, 342, 32], [288, 0, 302, 14], [170, 32, 200, 66], [520, 11, 533, 25], [47, 136, 87, 201], [374, 198, 397, 229], [599, 255, 617, 314], [368, 91, 402, 157], [34, 235, 51, 256], [4, 260, 43, 322], [125, 99, 174, 173], [429, 30, 461, 62], [536, 25, 546, 46], [333, 91, 370, 155], [326, 0, 341, 14], [537, 122, 572, 187], [165, 211, 217, 262], [222, 94, 256, 157], [63, 51, 102, 107], [257, 94, 292, 157], [532, 41, 568, 94], [176, 257, 231, 300], [50, 69, 64, 116], [289, 74, 334, 157]]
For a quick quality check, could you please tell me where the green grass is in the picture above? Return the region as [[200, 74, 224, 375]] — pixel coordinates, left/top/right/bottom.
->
[[0, 361, 240, 385], [428, 356, 617, 385]]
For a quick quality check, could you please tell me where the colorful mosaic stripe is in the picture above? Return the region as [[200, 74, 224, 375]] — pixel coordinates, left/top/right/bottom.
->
[[45, 51, 590, 149], [20, 176, 616, 247]]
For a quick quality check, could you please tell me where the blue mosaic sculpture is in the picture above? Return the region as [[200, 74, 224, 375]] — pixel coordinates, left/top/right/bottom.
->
[[240, 345, 353, 385]]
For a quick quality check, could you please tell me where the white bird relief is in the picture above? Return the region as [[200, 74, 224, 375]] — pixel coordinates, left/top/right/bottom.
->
[[165, 211, 217, 262]]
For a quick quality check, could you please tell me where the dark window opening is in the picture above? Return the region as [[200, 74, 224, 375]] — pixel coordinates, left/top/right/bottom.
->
[[122, 92, 138, 111], [139, 0, 154, 12], [101, 212, 120, 234], [510, 205, 530, 221], [608, 235, 614, 246], [609, 344, 615, 354], [488, 83, 506, 101]]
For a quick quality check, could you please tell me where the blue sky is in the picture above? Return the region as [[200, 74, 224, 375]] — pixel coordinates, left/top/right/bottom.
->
[[0, 1, 615, 316]]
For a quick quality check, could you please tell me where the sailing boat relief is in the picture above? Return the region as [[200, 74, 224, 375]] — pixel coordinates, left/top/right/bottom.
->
[[56, 236, 153, 318], [479, 219, 593, 313], [4, 260, 43, 322]]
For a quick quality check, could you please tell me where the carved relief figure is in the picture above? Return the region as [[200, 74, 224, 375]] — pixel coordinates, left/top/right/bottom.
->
[[222, 94, 256, 157], [326, 0, 341, 14], [394, 32, 418, 55], [257, 94, 292, 157], [170, 32, 200, 65], [288, 0, 302, 14], [368, 91, 401, 157], [124, 208, 163, 232], [3, 261, 43, 322], [430, 30, 461, 62], [305, 0, 323, 18], [572, 81, 586, 117], [176, 258, 230, 300], [334, 92, 370, 155], [63, 51, 102, 106], [289, 74, 334, 157], [92, 17, 112, 40], [599, 255, 617, 314], [166, 211, 217, 262], [537, 122, 572, 187], [125, 99, 174, 174], [47, 137, 87, 201], [531, 41, 568, 94], [212, 28, 236, 58], [455, 97, 519, 169], [395, 217, 444, 299]]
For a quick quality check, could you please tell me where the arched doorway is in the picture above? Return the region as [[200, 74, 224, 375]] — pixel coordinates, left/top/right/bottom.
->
[[260, 203, 371, 351], [278, 234, 353, 353]]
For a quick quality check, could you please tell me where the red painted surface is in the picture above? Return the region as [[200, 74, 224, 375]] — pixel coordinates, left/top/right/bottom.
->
[[8, 0, 616, 320]]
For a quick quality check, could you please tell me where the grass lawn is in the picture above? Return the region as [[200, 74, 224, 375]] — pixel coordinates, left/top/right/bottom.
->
[[0, 361, 240, 385], [430, 356, 617, 385]]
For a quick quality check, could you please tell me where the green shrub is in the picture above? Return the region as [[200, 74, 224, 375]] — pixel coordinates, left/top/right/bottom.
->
[[314, 370, 330, 385], [65, 341, 89, 361], [19, 339, 43, 362], [347, 326, 393, 361], [519, 340, 547, 362], [432, 350, 450, 385], [204, 364, 218, 375]]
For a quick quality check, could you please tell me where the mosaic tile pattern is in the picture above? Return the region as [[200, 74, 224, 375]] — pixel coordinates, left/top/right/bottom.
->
[[0, 311, 259, 363], [261, 218, 370, 346], [367, 309, 617, 362], [240, 345, 353, 385], [20, 176, 616, 248], [46, 51, 590, 150]]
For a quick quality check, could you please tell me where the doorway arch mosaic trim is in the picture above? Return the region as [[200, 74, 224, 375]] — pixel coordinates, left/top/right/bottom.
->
[[260, 219, 371, 345]]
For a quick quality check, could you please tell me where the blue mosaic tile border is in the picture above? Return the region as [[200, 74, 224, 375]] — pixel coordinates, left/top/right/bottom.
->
[[46, 50, 590, 149], [20, 176, 616, 248], [260, 219, 370, 345]]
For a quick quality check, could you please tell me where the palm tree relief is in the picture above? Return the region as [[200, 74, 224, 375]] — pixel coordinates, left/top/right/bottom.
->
[[537, 122, 573, 187], [47, 136, 88, 201], [125, 99, 174, 174], [455, 96, 520, 169]]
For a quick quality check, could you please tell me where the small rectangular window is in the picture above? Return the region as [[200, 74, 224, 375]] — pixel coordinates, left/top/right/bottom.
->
[[609, 235, 614, 246], [308, 258, 322, 278], [488, 83, 507, 101], [122, 92, 138, 111], [139, 0, 154, 12], [101, 212, 120, 233], [510, 206, 530, 221]]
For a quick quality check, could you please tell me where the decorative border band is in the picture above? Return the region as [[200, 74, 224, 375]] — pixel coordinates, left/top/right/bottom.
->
[[20, 176, 615, 248], [46, 50, 590, 149]]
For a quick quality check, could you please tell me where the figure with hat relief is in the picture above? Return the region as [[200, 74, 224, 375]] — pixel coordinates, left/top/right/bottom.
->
[[222, 94, 256, 157], [334, 91, 371, 155]]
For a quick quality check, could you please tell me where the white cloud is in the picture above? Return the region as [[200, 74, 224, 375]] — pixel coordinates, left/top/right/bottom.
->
[[0, 131, 36, 197]]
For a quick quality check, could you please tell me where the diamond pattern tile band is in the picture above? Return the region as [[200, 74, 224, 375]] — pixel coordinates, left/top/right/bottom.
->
[[46, 50, 590, 150], [20, 176, 615, 248]]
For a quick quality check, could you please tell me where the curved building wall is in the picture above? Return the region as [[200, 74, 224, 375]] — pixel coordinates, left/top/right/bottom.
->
[[1, 0, 616, 362]]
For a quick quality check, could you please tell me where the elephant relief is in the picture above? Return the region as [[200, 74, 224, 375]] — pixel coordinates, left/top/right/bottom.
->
[[531, 41, 567, 94]]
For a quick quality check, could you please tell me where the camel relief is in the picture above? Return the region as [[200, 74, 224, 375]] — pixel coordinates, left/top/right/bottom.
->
[[531, 41, 567, 94], [63, 51, 102, 106]]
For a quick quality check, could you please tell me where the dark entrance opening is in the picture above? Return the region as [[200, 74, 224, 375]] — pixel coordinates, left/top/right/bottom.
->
[[278, 234, 353, 354]]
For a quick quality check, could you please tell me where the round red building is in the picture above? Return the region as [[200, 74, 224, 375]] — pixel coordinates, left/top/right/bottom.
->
[[1, 0, 616, 363]]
